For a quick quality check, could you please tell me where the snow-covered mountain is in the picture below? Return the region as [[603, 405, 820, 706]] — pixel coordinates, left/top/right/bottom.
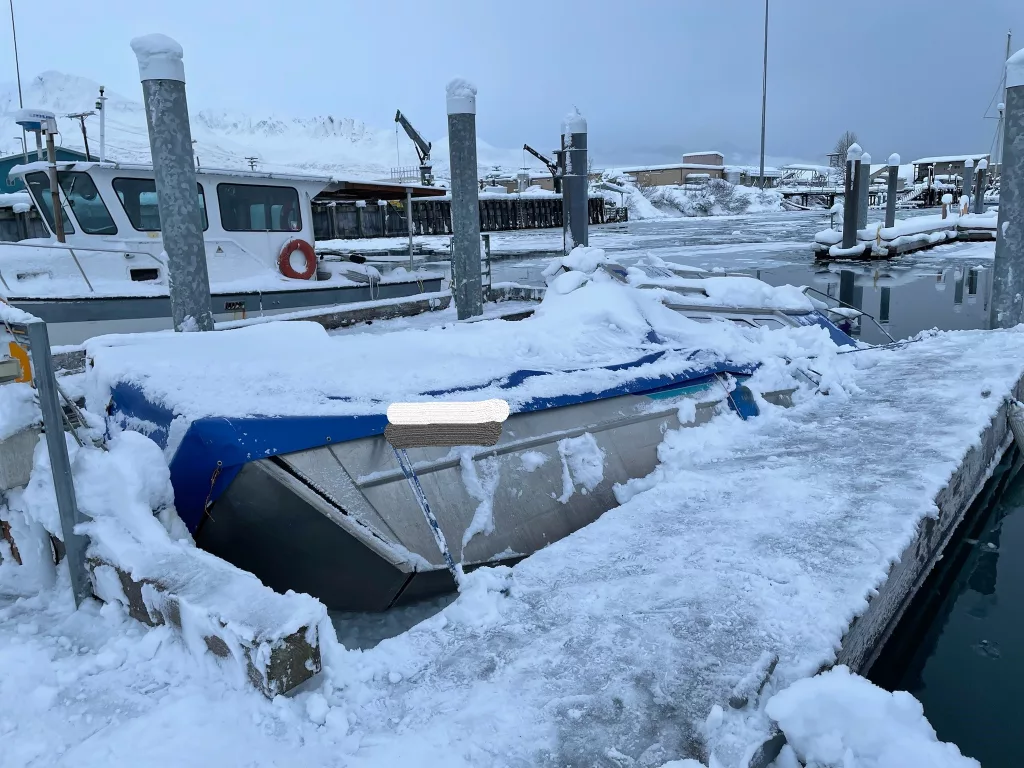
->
[[0, 72, 526, 181]]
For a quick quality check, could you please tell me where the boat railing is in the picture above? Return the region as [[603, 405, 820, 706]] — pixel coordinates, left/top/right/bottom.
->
[[0, 240, 166, 293], [802, 285, 896, 343]]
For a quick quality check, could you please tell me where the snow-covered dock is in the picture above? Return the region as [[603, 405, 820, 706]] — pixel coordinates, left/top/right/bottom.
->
[[3, 268, 1017, 766], [812, 210, 997, 260]]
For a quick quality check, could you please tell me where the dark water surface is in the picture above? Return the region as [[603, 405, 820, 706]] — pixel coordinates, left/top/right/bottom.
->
[[869, 453, 1024, 768]]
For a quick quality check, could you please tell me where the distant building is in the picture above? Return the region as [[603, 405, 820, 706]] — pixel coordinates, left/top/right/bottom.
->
[[0, 147, 92, 194], [682, 151, 725, 166], [911, 154, 990, 184], [727, 166, 782, 188]]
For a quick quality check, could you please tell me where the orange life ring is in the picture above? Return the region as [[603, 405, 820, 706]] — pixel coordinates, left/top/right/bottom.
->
[[278, 239, 317, 280]]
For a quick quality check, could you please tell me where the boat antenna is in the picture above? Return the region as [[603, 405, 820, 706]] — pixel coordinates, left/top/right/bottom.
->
[[8, 0, 27, 169]]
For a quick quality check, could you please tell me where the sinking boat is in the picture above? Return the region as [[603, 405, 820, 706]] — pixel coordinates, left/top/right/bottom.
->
[[100, 266, 855, 613], [1, 160, 444, 344]]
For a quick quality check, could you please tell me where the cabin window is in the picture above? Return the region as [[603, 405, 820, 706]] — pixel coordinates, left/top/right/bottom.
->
[[755, 318, 785, 329], [24, 172, 76, 235], [217, 183, 301, 232], [112, 177, 209, 231], [58, 172, 117, 235]]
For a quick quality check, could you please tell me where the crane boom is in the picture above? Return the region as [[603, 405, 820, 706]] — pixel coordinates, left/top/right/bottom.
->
[[523, 143, 557, 173], [395, 110, 431, 166], [523, 143, 563, 193]]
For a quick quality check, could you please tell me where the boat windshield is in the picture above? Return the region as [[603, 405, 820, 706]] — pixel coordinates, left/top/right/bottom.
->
[[24, 172, 76, 236], [58, 172, 118, 235]]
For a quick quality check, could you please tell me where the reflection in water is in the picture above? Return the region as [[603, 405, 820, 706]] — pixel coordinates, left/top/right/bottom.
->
[[756, 263, 993, 344]]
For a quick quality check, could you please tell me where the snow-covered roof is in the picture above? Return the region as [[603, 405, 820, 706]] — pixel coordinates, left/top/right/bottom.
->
[[724, 165, 782, 177], [5, 160, 444, 198], [682, 150, 724, 157], [0, 191, 33, 212], [609, 162, 725, 173], [781, 164, 833, 174], [8, 159, 337, 184], [911, 154, 989, 165]]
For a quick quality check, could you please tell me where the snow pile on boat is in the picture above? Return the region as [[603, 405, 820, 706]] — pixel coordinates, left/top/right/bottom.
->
[[85, 247, 845, 448], [766, 666, 979, 768]]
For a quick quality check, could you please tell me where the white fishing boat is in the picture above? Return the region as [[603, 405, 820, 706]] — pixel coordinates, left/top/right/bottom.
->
[[0, 160, 444, 345]]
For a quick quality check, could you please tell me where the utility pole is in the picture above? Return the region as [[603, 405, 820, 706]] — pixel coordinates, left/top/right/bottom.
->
[[758, 0, 769, 190], [66, 111, 95, 161], [245, 156, 259, 170]]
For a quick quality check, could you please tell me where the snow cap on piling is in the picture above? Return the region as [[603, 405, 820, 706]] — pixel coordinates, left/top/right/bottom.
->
[[130, 33, 185, 82], [860, 152, 872, 166], [965, 157, 975, 169], [1007, 48, 1024, 89], [978, 158, 989, 170], [563, 107, 587, 134], [446, 78, 477, 115], [846, 143, 863, 162], [888, 153, 900, 167], [998, 102, 1006, 112]]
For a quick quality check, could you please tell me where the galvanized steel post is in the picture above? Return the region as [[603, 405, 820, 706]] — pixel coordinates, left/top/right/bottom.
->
[[406, 187, 414, 270], [973, 159, 989, 215], [446, 79, 482, 319], [856, 151, 871, 230], [841, 143, 862, 249], [990, 50, 1024, 328], [962, 158, 974, 212], [25, 320, 92, 607], [131, 34, 214, 332], [562, 109, 589, 255], [884, 153, 900, 229]]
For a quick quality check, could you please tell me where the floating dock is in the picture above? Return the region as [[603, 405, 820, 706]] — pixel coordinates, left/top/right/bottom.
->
[[304, 328, 1024, 767], [812, 211, 997, 261]]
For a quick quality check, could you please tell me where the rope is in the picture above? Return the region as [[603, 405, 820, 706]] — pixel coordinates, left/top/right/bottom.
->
[[391, 446, 462, 585], [197, 461, 223, 532]]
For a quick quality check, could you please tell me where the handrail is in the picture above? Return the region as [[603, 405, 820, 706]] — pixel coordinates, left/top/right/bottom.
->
[[802, 285, 896, 343], [0, 239, 159, 258], [65, 247, 95, 293]]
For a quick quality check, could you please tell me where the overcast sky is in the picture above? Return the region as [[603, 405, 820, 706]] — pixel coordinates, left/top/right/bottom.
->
[[5, 0, 1024, 166]]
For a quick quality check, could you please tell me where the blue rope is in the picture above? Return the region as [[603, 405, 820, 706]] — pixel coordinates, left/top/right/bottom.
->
[[392, 446, 462, 584]]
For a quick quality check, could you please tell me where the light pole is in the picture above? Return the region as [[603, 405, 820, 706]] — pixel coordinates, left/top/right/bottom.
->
[[758, 0, 769, 190]]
